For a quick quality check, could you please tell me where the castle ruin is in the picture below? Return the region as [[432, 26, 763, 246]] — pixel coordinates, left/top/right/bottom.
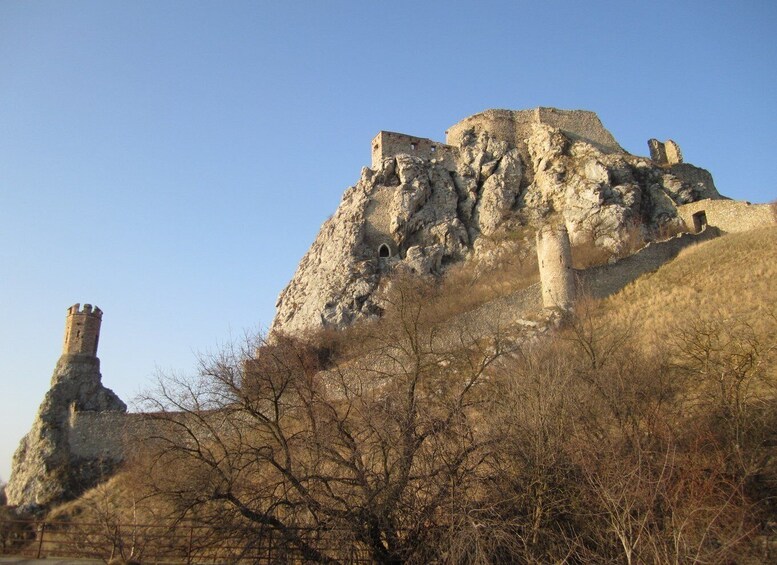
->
[[648, 138, 684, 165], [371, 131, 457, 170], [10, 108, 777, 511], [372, 108, 626, 170]]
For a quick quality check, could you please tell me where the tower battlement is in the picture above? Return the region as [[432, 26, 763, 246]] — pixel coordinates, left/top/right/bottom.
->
[[67, 303, 103, 317], [63, 303, 102, 356]]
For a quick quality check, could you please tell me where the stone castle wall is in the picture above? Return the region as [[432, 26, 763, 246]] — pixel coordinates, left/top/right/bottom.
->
[[445, 108, 624, 154], [363, 184, 397, 255], [677, 198, 776, 234], [371, 131, 457, 170], [371, 108, 624, 174], [577, 228, 720, 299], [67, 410, 128, 461]]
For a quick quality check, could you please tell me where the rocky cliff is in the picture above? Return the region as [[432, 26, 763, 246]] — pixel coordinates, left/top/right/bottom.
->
[[6, 354, 126, 513], [271, 108, 720, 337]]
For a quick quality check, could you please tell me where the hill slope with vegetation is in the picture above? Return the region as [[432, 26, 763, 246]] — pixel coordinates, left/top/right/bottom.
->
[[4, 228, 776, 564]]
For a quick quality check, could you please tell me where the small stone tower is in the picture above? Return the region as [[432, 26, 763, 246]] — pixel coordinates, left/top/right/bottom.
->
[[648, 138, 683, 165], [536, 224, 576, 310], [62, 303, 102, 356]]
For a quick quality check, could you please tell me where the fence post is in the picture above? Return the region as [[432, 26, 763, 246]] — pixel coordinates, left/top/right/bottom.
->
[[186, 524, 194, 565], [36, 522, 45, 559]]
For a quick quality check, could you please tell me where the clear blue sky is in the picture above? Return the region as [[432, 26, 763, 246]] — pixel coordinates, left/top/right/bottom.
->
[[1, 1, 775, 481]]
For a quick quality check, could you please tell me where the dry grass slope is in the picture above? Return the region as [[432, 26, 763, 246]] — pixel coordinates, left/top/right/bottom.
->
[[599, 226, 777, 342]]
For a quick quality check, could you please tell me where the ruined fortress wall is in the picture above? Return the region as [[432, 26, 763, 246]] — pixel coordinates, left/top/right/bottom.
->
[[67, 411, 180, 463], [578, 229, 720, 299], [68, 411, 127, 461], [537, 224, 575, 310], [533, 107, 623, 153], [649, 139, 683, 165], [371, 131, 457, 170], [446, 109, 537, 150], [363, 184, 397, 255], [677, 199, 776, 233], [445, 108, 623, 154]]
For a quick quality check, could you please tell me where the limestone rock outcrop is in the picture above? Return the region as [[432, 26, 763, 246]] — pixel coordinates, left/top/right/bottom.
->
[[6, 306, 126, 513], [271, 108, 721, 337]]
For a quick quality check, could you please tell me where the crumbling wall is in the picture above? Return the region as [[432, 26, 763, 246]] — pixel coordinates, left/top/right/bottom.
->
[[648, 139, 683, 165], [577, 229, 720, 299], [445, 107, 624, 154], [371, 131, 457, 170], [677, 199, 776, 233], [363, 183, 397, 255]]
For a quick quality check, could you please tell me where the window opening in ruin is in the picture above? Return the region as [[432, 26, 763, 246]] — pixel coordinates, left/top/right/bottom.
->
[[430, 145, 436, 152], [692, 211, 707, 233], [378, 244, 391, 258], [410, 142, 417, 151]]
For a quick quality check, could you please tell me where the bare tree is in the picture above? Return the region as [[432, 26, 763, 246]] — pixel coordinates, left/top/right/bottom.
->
[[673, 311, 777, 479], [137, 276, 511, 564]]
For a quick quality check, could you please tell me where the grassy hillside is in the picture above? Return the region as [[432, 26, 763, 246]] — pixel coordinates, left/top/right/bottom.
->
[[7, 227, 777, 564], [600, 226, 777, 343]]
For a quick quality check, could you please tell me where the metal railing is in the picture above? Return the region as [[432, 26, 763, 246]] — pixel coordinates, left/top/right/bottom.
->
[[0, 518, 376, 563]]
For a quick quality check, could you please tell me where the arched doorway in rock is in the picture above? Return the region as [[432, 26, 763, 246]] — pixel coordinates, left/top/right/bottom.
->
[[378, 244, 391, 258]]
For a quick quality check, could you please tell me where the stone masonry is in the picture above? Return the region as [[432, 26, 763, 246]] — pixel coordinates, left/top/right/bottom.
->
[[371, 131, 457, 170], [536, 224, 576, 310], [446, 107, 624, 155], [677, 198, 776, 233], [648, 138, 684, 165]]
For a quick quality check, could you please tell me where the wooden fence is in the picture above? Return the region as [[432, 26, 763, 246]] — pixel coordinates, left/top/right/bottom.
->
[[0, 518, 375, 563]]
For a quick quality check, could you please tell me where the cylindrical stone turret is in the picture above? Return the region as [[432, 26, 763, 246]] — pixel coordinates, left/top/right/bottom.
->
[[536, 224, 575, 310], [62, 303, 102, 356]]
